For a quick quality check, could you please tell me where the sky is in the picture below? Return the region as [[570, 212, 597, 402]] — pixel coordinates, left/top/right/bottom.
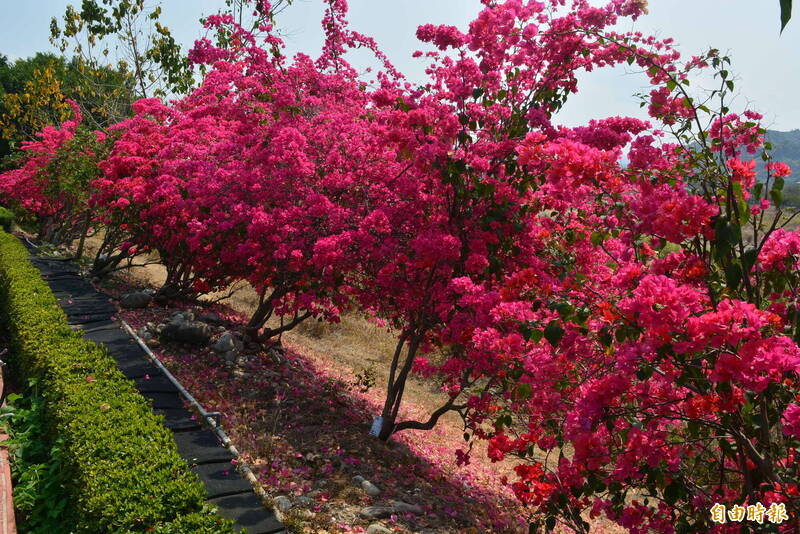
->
[[1, 0, 798, 130]]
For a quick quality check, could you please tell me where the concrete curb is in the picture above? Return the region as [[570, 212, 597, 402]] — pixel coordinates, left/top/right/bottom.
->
[[0, 371, 18, 534]]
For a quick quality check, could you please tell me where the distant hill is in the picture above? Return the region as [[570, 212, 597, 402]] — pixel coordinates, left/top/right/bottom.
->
[[759, 129, 800, 206], [765, 129, 800, 174], [741, 129, 800, 177]]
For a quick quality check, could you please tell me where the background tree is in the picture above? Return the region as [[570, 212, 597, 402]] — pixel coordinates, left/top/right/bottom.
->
[[50, 0, 194, 99], [0, 52, 133, 162], [211, 0, 293, 41], [0, 54, 71, 162]]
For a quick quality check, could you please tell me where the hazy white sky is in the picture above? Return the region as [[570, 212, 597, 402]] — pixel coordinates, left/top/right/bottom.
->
[[1, 1, 798, 130]]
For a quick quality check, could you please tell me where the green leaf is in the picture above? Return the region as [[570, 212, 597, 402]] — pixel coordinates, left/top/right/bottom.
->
[[529, 329, 544, 343], [555, 302, 574, 319], [687, 420, 700, 438], [771, 188, 784, 208], [636, 365, 653, 381], [543, 321, 564, 347], [724, 261, 743, 290], [742, 248, 758, 274], [781, 0, 793, 33], [738, 200, 751, 225], [663, 481, 683, 505], [590, 231, 606, 246]]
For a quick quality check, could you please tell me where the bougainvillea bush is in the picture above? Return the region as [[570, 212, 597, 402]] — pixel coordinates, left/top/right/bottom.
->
[[1, 0, 798, 532], [0, 99, 112, 248], [453, 52, 800, 534]]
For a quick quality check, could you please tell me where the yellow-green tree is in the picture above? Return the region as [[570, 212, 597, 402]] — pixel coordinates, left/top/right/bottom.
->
[[0, 63, 71, 148], [0, 53, 133, 161]]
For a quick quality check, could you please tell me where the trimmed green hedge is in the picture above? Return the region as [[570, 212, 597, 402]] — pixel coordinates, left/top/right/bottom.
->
[[0, 206, 13, 232], [0, 230, 235, 533]]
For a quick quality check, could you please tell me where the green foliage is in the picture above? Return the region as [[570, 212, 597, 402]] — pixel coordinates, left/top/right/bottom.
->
[[0, 52, 133, 160], [152, 512, 244, 534], [1, 391, 70, 533], [0, 230, 234, 533], [50, 0, 194, 98], [0, 207, 13, 231], [34, 126, 114, 246]]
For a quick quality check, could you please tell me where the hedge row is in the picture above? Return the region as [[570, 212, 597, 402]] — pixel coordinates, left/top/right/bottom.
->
[[0, 206, 13, 231], [0, 230, 235, 533]]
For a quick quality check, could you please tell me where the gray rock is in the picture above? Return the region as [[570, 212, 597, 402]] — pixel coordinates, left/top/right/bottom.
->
[[198, 311, 226, 325], [160, 318, 211, 345], [358, 502, 422, 520], [359, 506, 392, 520], [273, 495, 292, 512], [296, 496, 314, 507], [294, 508, 316, 520], [120, 291, 151, 309], [222, 350, 238, 363], [367, 525, 393, 534], [232, 368, 252, 380], [361, 480, 382, 497], [352, 475, 366, 486], [136, 328, 154, 341], [212, 332, 240, 353], [171, 310, 194, 322], [392, 501, 423, 515]]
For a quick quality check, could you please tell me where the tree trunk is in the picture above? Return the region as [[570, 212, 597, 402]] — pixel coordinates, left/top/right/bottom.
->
[[376, 331, 421, 441], [260, 311, 312, 341], [245, 286, 287, 338], [75, 213, 91, 260]]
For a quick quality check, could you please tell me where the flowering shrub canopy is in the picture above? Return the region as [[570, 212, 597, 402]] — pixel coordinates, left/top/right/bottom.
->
[[1, 1, 798, 532]]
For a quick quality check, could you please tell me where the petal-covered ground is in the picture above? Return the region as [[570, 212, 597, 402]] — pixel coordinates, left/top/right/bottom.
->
[[119, 299, 527, 533]]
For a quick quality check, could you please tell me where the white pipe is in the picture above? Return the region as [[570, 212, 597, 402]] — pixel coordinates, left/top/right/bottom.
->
[[120, 320, 271, 506]]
